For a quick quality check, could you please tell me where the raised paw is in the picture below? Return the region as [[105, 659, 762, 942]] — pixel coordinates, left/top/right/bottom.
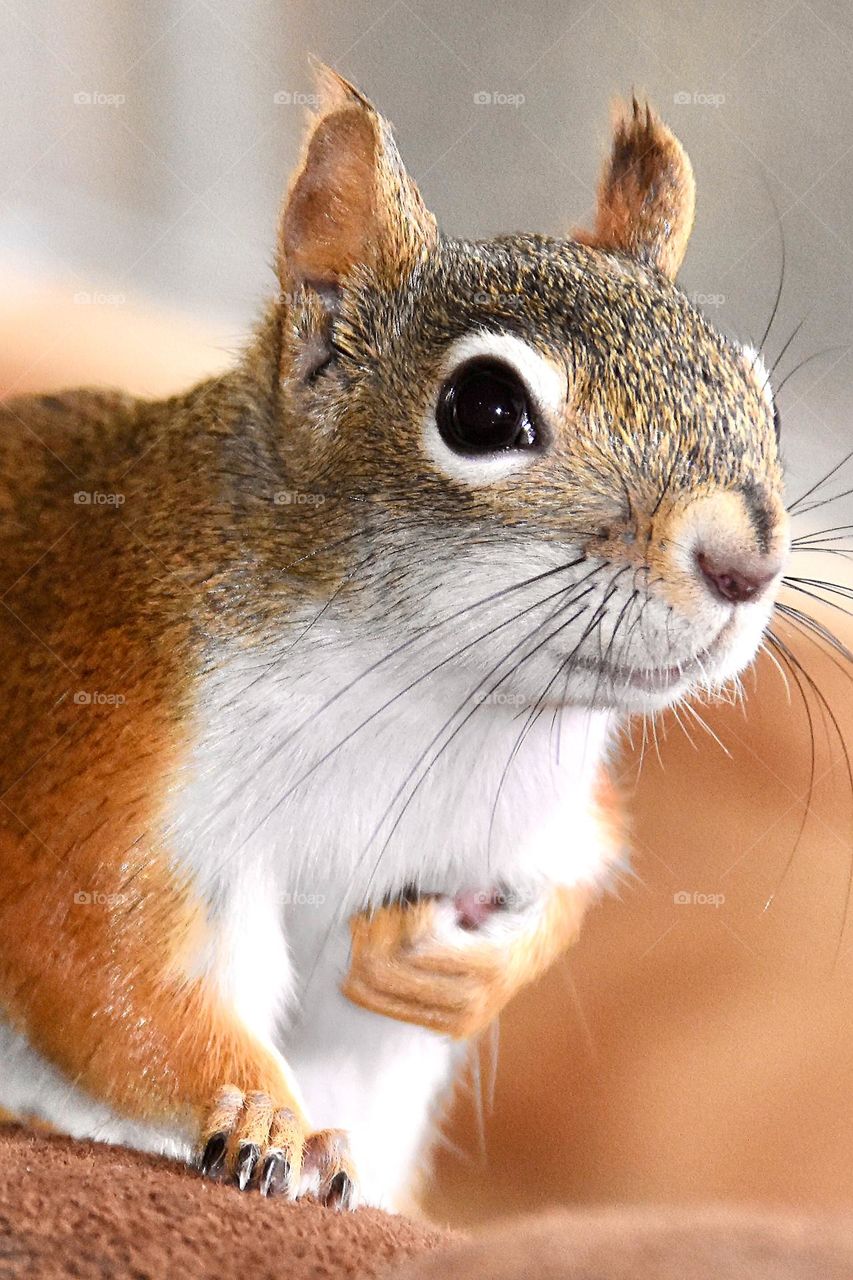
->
[[343, 884, 591, 1039], [342, 896, 512, 1039], [199, 1086, 357, 1208]]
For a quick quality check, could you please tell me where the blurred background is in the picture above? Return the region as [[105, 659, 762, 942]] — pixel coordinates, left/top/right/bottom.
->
[[2, 0, 853, 1229]]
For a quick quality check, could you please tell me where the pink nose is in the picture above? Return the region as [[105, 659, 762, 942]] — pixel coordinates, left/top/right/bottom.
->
[[696, 551, 779, 605]]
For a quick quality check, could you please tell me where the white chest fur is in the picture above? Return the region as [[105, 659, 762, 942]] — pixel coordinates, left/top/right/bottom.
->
[[163, 629, 616, 1204]]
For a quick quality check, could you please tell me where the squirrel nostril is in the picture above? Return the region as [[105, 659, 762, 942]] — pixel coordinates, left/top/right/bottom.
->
[[696, 551, 778, 605]]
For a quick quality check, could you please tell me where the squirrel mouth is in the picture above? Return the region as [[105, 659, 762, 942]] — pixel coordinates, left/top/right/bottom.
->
[[607, 662, 695, 693], [569, 625, 733, 696], [569, 657, 692, 694]]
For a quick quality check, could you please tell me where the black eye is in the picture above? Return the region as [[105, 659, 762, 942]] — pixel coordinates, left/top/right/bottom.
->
[[773, 402, 781, 440], [436, 357, 539, 455]]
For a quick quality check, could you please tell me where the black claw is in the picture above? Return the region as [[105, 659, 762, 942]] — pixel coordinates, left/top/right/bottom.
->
[[236, 1141, 260, 1191], [200, 1132, 227, 1178], [325, 1170, 355, 1211], [259, 1150, 290, 1198]]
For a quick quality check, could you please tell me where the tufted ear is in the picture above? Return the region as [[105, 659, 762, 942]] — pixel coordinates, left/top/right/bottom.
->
[[574, 98, 695, 280], [278, 63, 438, 298]]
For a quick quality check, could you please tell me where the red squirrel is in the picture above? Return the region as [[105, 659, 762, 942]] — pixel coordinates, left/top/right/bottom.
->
[[0, 67, 787, 1209]]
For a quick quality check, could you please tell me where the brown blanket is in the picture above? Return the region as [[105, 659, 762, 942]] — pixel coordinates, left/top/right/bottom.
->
[[0, 1126, 449, 1279], [5, 1125, 853, 1279]]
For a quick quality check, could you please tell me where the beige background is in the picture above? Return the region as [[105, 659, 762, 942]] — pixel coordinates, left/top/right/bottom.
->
[[2, 0, 853, 1230], [3, 1, 853, 521]]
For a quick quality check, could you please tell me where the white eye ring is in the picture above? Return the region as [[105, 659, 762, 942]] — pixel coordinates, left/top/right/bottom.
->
[[423, 330, 566, 485]]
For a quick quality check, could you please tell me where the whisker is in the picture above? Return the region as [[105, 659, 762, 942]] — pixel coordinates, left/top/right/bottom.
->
[[303, 568, 616, 988], [793, 482, 853, 519], [774, 345, 849, 399], [487, 569, 637, 857], [788, 444, 853, 513], [356, 576, 610, 906], [670, 702, 698, 751], [759, 637, 791, 701], [766, 617, 853, 956], [792, 531, 853, 548], [766, 314, 809, 387], [762, 629, 817, 915], [775, 607, 853, 706], [757, 206, 786, 358], [780, 583, 853, 640], [200, 550, 591, 842], [790, 544, 853, 563], [636, 714, 649, 781], [680, 699, 731, 757]]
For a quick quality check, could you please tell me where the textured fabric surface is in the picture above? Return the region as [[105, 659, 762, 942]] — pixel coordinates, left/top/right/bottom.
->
[[6, 1124, 853, 1278], [0, 1125, 450, 1280]]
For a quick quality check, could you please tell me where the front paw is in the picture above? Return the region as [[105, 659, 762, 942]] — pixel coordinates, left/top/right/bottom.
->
[[342, 894, 516, 1039], [199, 1086, 357, 1208]]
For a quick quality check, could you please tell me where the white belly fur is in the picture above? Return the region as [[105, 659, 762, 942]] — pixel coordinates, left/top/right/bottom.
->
[[0, 634, 617, 1207], [284, 919, 464, 1208]]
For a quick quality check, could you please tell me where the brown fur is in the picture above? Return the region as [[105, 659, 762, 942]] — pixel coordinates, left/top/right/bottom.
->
[[280, 67, 437, 292], [0, 379, 309, 1132], [575, 97, 696, 280], [345, 884, 595, 1039], [0, 65, 785, 1188]]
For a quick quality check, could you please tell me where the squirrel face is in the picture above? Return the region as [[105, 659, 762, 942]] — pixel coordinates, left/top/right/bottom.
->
[[275, 70, 788, 714]]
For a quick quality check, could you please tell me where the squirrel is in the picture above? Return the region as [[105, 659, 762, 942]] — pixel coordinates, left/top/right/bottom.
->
[[0, 65, 787, 1210]]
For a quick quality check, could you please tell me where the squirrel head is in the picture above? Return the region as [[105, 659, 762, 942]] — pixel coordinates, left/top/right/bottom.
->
[[269, 66, 787, 715]]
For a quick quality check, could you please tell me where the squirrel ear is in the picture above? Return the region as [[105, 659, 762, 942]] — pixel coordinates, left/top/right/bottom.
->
[[278, 64, 438, 295], [574, 98, 695, 280]]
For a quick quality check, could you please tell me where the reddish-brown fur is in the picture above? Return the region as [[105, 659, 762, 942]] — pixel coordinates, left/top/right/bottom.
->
[[0, 66, 744, 1197]]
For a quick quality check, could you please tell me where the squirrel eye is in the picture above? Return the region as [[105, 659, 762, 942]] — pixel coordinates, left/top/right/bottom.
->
[[436, 357, 539, 455]]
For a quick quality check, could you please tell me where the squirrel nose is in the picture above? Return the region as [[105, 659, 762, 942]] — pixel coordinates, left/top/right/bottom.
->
[[696, 550, 780, 605]]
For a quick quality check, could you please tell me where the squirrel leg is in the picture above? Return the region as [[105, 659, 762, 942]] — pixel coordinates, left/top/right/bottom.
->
[[342, 883, 593, 1040], [199, 1086, 355, 1205], [0, 838, 357, 1204]]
